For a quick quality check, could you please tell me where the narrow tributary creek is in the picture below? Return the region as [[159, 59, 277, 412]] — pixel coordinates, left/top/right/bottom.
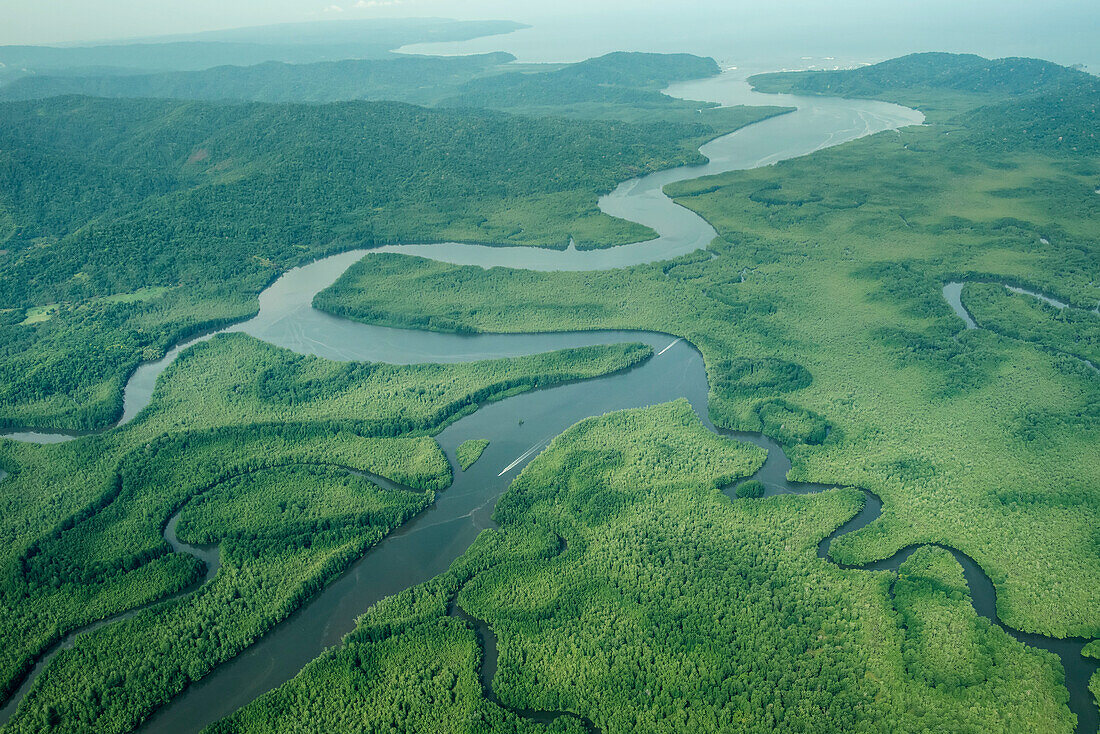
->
[[0, 497, 221, 725], [448, 597, 601, 734], [943, 280, 1099, 372], [2, 71, 1096, 733]]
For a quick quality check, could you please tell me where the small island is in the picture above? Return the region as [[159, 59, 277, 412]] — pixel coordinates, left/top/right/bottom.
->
[[456, 439, 490, 470]]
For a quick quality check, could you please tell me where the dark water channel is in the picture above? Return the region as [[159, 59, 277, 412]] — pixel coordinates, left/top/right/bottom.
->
[[448, 599, 600, 733], [943, 280, 1099, 373]]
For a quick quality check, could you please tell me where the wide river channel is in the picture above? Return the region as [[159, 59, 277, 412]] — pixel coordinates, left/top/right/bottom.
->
[[3, 71, 1097, 732]]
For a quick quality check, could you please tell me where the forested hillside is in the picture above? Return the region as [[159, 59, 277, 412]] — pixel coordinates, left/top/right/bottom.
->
[[751, 52, 1100, 153], [0, 53, 518, 104], [0, 90, 768, 431], [749, 52, 1099, 102], [437, 52, 721, 117], [0, 50, 729, 124]]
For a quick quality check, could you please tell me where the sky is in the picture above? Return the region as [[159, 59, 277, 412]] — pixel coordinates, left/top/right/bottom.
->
[[2, 0, 1098, 71]]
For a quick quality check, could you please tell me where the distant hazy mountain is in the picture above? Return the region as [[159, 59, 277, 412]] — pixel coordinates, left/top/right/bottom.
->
[[0, 18, 524, 81]]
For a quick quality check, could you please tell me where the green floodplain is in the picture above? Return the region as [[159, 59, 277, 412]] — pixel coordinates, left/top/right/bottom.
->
[[0, 45, 1098, 733]]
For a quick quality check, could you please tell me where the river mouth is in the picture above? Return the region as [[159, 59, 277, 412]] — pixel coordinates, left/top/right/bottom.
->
[[7, 68, 1093, 734]]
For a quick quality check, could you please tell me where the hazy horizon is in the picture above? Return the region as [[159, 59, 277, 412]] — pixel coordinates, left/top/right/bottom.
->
[[2, 1, 1098, 72]]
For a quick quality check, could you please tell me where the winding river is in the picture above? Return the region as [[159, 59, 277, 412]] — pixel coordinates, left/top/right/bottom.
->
[[2, 71, 1096, 733]]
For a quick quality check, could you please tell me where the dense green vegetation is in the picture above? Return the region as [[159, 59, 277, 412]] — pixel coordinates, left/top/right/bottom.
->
[[209, 572, 572, 734], [0, 49, 785, 139], [0, 287, 252, 432], [457, 440, 491, 471], [142, 335, 651, 437], [6, 464, 429, 734], [0, 88, 762, 430], [891, 547, 1020, 690], [0, 333, 649, 728], [0, 53, 518, 104], [216, 402, 1072, 732], [1087, 643, 1100, 708], [962, 282, 1100, 366], [733, 479, 766, 498], [1, 96, 717, 303], [313, 54, 1100, 643]]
